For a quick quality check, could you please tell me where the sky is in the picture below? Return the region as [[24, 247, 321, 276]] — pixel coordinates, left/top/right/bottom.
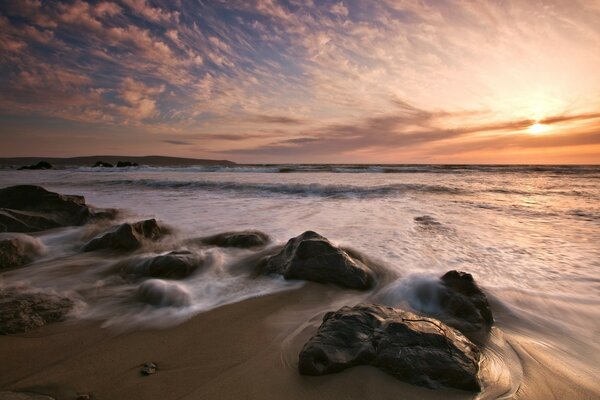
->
[[1, 0, 600, 164]]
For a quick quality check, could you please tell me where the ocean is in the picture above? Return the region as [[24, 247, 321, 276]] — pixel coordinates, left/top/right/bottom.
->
[[1, 164, 599, 397]]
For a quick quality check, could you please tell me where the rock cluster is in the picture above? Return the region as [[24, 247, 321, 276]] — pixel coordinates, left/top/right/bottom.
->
[[83, 219, 164, 252], [17, 161, 53, 170]]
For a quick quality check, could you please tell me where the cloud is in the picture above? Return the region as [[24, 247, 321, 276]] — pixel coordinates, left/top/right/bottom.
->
[[163, 139, 192, 145]]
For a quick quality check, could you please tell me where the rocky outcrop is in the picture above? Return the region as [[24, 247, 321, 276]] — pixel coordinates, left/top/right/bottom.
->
[[92, 161, 114, 168], [17, 161, 53, 170], [0, 234, 44, 269], [203, 230, 270, 249], [0, 185, 114, 233], [117, 250, 204, 280], [83, 219, 164, 252], [136, 279, 191, 307], [299, 304, 481, 391], [0, 289, 74, 335], [263, 231, 374, 290]]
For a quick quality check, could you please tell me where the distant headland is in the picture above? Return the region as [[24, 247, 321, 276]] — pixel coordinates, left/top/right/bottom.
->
[[0, 156, 236, 168]]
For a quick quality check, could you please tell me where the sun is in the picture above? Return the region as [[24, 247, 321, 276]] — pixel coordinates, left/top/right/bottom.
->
[[527, 122, 550, 135]]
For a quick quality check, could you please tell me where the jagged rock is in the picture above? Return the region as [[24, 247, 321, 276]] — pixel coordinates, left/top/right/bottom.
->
[[298, 304, 481, 391], [92, 161, 114, 168], [0, 185, 114, 233], [0, 289, 74, 335], [82, 219, 164, 252], [264, 231, 374, 290], [17, 161, 53, 170], [118, 251, 203, 280], [0, 233, 44, 269], [0, 392, 55, 400], [136, 280, 191, 307], [141, 362, 158, 375], [116, 161, 138, 167], [202, 230, 270, 249]]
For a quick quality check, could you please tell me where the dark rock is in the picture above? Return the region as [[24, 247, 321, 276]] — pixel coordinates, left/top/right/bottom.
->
[[435, 271, 494, 339], [141, 362, 158, 375], [17, 161, 53, 170], [203, 230, 270, 249], [0, 392, 56, 400], [75, 395, 90, 400], [298, 304, 481, 391], [118, 251, 203, 280], [0, 234, 44, 269], [136, 279, 191, 307], [82, 219, 164, 252], [0, 185, 111, 233], [92, 161, 114, 168], [0, 289, 74, 335], [116, 161, 138, 167], [264, 231, 374, 290]]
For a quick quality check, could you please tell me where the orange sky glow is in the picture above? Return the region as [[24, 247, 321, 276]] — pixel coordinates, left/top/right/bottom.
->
[[1, 0, 599, 164]]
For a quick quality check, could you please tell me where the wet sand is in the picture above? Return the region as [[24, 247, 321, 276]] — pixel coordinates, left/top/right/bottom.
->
[[1, 284, 598, 400]]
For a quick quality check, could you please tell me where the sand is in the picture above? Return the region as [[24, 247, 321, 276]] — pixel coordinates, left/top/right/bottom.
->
[[1, 284, 598, 400]]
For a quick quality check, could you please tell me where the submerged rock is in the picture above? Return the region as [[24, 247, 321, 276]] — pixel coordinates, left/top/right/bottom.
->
[[264, 231, 374, 290], [118, 250, 204, 280], [83, 219, 164, 252], [17, 161, 53, 170], [202, 230, 270, 249], [92, 161, 114, 168], [0, 185, 114, 233], [299, 304, 481, 391], [136, 279, 191, 307], [0, 233, 44, 269], [0, 289, 74, 335]]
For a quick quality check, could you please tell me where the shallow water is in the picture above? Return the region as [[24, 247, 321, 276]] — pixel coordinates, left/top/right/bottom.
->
[[1, 165, 599, 396]]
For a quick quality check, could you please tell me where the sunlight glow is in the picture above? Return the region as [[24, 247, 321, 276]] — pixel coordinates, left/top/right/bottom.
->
[[527, 123, 550, 135]]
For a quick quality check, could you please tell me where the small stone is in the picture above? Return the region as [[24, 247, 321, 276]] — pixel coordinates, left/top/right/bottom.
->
[[141, 362, 157, 375]]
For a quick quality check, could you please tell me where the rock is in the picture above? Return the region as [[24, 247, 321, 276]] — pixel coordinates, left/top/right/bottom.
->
[[118, 251, 204, 280], [0, 392, 55, 400], [0, 233, 44, 269], [75, 395, 90, 400], [136, 279, 191, 307], [298, 304, 481, 391], [17, 161, 53, 170], [0, 289, 74, 335], [264, 231, 374, 290], [141, 362, 158, 375], [92, 161, 113, 168], [202, 230, 270, 249], [116, 161, 138, 167], [435, 271, 494, 339], [82, 219, 164, 252], [0, 185, 112, 233]]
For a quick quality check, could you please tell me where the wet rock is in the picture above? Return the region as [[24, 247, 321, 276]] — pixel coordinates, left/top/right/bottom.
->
[[435, 271, 494, 339], [264, 231, 374, 290], [0, 233, 43, 269], [92, 161, 113, 168], [116, 161, 138, 167], [17, 161, 53, 170], [83, 219, 164, 252], [0, 289, 74, 335], [75, 395, 90, 400], [141, 362, 158, 375], [202, 230, 270, 249], [118, 251, 204, 280], [0, 185, 112, 233], [0, 392, 55, 400], [299, 304, 481, 391], [136, 279, 191, 307]]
